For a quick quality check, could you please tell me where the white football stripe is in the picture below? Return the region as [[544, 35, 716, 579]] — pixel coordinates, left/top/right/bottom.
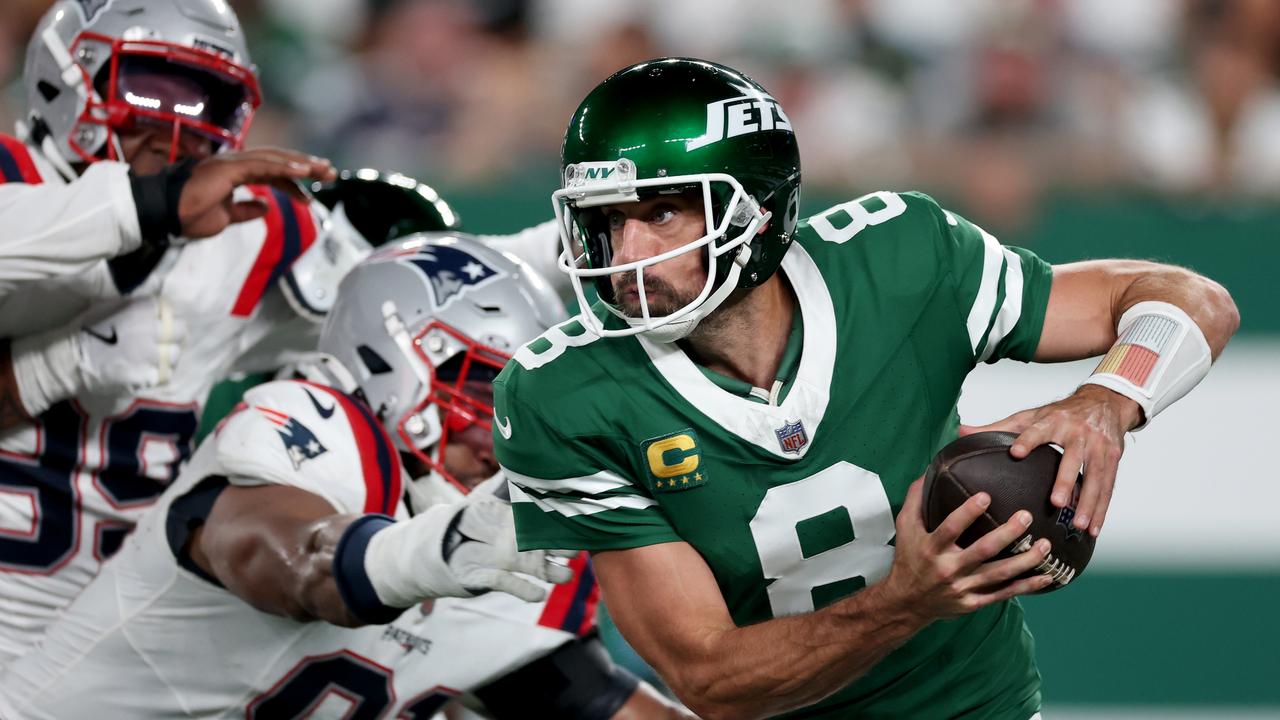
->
[[505, 467, 635, 495], [965, 225, 1005, 356], [508, 479, 657, 518], [978, 248, 1026, 363]]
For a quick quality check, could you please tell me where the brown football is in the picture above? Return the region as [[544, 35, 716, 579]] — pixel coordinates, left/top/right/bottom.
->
[[923, 431, 1096, 593]]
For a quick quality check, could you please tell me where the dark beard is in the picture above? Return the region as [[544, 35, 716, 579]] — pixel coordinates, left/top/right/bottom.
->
[[612, 271, 699, 318]]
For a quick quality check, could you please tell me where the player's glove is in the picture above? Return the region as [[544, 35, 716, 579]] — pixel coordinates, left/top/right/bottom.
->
[[361, 480, 575, 606], [11, 297, 184, 417]]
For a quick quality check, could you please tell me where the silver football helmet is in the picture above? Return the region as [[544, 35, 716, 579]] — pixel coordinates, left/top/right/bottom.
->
[[24, 0, 260, 166], [318, 233, 565, 499]]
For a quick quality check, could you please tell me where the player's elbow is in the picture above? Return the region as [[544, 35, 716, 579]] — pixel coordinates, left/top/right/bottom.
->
[[1175, 267, 1240, 355], [1204, 277, 1240, 343], [664, 656, 769, 720], [673, 688, 765, 720]]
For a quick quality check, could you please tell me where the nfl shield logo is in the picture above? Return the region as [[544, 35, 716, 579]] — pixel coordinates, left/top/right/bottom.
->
[[774, 420, 808, 454]]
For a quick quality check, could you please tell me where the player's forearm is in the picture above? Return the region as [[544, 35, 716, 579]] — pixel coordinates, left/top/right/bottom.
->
[[195, 492, 366, 627], [669, 584, 927, 720], [0, 163, 141, 288], [1115, 263, 1239, 360]]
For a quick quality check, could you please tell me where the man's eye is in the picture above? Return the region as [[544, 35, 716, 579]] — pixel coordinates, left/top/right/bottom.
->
[[653, 209, 676, 224], [606, 212, 625, 230]]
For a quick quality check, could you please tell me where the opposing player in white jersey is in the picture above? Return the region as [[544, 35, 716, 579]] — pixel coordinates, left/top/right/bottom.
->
[[0, 234, 689, 720], [0, 0, 346, 666]]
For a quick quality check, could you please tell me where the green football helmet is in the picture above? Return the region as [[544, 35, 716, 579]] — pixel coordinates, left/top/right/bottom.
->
[[311, 168, 462, 245], [553, 58, 801, 341]]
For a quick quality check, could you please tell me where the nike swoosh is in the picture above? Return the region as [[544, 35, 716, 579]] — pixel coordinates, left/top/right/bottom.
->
[[494, 415, 512, 440], [303, 388, 335, 419], [82, 325, 118, 345]]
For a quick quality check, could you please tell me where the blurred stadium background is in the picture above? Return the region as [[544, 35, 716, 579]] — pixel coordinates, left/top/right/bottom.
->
[[1, 0, 1276, 717]]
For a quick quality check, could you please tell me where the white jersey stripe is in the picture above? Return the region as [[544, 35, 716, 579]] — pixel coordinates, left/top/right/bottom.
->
[[965, 226, 1005, 356], [505, 467, 635, 496], [978, 248, 1026, 363], [509, 482, 657, 518]]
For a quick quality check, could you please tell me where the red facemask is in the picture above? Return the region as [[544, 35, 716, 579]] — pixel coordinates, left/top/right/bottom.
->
[[395, 320, 511, 494]]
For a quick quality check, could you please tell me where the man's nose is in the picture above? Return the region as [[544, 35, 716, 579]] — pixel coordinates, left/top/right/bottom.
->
[[173, 129, 215, 162], [611, 218, 660, 266]]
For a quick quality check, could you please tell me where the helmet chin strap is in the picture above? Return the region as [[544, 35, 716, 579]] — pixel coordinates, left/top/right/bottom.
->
[[297, 353, 360, 394], [628, 243, 753, 344]]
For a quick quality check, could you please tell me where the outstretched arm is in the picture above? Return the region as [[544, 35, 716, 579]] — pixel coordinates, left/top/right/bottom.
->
[[188, 481, 572, 627], [1034, 260, 1237, 362], [966, 259, 1239, 536]]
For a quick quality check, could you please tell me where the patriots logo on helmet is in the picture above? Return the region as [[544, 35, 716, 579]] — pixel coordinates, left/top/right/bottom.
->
[[256, 406, 328, 470], [73, 0, 112, 23], [401, 245, 501, 309]]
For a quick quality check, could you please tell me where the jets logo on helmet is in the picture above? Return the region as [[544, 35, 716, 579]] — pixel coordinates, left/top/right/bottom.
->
[[686, 86, 793, 151], [398, 245, 501, 310]]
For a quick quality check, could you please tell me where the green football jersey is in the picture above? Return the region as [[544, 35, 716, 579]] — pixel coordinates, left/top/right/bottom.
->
[[494, 191, 1053, 719]]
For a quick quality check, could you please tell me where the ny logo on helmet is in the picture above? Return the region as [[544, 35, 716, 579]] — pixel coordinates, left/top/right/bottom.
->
[[403, 245, 501, 309], [686, 87, 793, 152]]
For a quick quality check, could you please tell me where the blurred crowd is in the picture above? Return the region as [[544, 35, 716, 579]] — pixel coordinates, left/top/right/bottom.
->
[[3, 0, 1279, 231]]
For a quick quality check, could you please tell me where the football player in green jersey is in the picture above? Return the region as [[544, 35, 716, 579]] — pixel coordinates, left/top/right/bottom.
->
[[493, 58, 1239, 719]]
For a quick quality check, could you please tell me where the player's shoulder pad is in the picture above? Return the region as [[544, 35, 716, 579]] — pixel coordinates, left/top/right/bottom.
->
[[501, 310, 621, 388], [794, 189, 951, 292], [0, 134, 44, 185], [798, 189, 948, 247], [214, 380, 402, 515]]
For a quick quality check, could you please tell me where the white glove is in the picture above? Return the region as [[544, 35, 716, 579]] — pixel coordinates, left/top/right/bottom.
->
[[11, 297, 184, 416], [364, 486, 575, 605]]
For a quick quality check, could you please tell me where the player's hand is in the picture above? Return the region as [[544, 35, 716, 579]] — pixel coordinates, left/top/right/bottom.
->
[[178, 148, 336, 239], [880, 478, 1054, 622], [959, 384, 1141, 538], [78, 296, 185, 394], [365, 479, 575, 607], [439, 492, 576, 602]]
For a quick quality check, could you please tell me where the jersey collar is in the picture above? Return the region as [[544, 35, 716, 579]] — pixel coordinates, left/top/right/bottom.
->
[[637, 242, 835, 460]]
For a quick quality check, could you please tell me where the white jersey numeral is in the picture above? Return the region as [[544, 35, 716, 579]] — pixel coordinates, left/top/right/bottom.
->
[[748, 461, 895, 617], [512, 318, 603, 371], [809, 191, 908, 245]]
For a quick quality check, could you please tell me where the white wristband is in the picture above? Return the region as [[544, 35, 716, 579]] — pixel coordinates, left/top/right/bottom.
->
[[1080, 301, 1211, 431], [363, 503, 466, 606], [10, 329, 84, 417]]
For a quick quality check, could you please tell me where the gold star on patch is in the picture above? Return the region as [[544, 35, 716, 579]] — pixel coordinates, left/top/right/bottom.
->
[[681, 476, 690, 485], [694, 472, 702, 482]]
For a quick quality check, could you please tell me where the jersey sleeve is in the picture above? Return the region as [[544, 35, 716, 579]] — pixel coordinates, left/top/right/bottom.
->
[[917, 193, 1054, 363], [494, 367, 681, 553], [0, 145, 141, 301], [227, 187, 319, 318], [212, 380, 402, 516]]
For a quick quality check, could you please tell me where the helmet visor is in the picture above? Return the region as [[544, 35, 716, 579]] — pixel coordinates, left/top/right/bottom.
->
[[81, 33, 261, 153]]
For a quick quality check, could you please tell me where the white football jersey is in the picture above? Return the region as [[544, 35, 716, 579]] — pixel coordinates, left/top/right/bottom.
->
[[0, 133, 140, 305], [0, 380, 597, 719], [0, 138, 324, 666]]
